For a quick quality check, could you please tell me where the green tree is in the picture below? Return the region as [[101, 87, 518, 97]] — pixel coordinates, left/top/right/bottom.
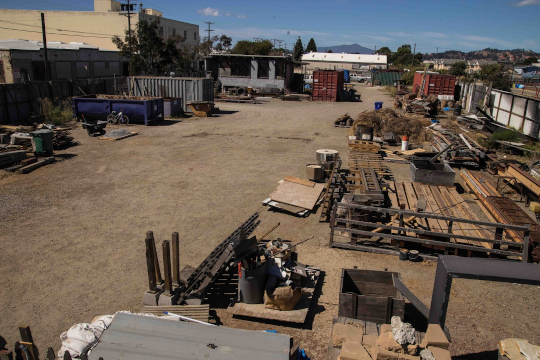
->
[[523, 57, 538, 65], [478, 63, 512, 92], [293, 36, 304, 62], [231, 39, 273, 55], [327, 49, 333, 53], [375, 46, 392, 57], [306, 38, 317, 52], [400, 71, 415, 86], [113, 18, 185, 75], [449, 61, 468, 77]]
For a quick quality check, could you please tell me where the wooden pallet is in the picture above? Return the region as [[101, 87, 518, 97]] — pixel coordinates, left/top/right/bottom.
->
[[99, 131, 139, 141], [140, 305, 210, 322]]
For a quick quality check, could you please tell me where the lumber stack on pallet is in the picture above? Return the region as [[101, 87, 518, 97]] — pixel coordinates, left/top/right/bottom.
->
[[461, 169, 540, 262], [0, 150, 26, 169], [141, 305, 210, 322]]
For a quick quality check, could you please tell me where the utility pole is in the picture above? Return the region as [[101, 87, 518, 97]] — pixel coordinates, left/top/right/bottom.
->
[[253, 38, 262, 42], [41, 13, 50, 82], [374, 46, 377, 54], [121, 0, 136, 51], [204, 22, 214, 42], [411, 43, 416, 69]]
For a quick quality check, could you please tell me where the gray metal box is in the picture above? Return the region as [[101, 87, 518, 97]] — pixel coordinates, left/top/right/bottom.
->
[[410, 162, 455, 187]]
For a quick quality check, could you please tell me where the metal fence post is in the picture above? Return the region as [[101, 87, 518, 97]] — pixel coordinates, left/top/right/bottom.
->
[[329, 200, 338, 248], [523, 225, 530, 263]]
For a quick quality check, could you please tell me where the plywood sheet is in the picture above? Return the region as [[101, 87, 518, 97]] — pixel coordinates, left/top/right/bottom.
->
[[270, 181, 325, 210]]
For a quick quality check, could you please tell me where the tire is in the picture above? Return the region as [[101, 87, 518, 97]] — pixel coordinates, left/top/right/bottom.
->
[[119, 115, 129, 125], [107, 114, 116, 124]]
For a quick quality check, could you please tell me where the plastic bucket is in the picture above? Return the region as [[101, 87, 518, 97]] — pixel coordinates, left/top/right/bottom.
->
[[409, 250, 420, 262], [375, 101, 383, 110], [399, 249, 409, 261], [238, 261, 267, 304], [401, 135, 409, 151]]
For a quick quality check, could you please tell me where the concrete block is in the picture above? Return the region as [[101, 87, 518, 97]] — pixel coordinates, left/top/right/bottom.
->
[[376, 347, 400, 360], [427, 347, 451, 360], [142, 289, 163, 306], [380, 324, 393, 333], [157, 291, 180, 306], [422, 324, 449, 350], [340, 342, 371, 360], [419, 349, 435, 360], [391, 317, 415, 345], [0, 134, 9, 144], [378, 331, 404, 353], [332, 323, 364, 347]]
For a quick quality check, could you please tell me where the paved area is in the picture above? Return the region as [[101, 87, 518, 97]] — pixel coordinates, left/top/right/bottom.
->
[[1, 86, 539, 359]]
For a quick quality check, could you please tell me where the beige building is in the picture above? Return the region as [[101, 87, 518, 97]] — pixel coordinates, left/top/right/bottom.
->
[[0, 0, 199, 50]]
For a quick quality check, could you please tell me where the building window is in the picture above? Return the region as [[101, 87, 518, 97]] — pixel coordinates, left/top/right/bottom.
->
[[172, 29, 176, 36], [55, 62, 71, 79], [219, 58, 250, 77], [275, 60, 285, 79], [194, 32, 197, 40], [184, 30, 187, 38], [257, 59, 269, 79]]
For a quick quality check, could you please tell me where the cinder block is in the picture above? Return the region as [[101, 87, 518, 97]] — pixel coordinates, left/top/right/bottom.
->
[[332, 323, 364, 347], [422, 324, 449, 350], [427, 346, 451, 360], [157, 290, 180, 306], [340, 342, 371, 360], [376, 347, 400, 360], [142, 289, 163, 306], [378, 331, 404, 353]]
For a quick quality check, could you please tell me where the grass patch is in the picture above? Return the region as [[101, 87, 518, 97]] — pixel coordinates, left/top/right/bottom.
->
[[382, 86, 396, 97], [39, 98, 73, 126], [490, 129, 520, 142]]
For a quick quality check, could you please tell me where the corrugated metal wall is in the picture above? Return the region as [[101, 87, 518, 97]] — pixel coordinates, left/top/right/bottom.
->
[[127, 77, 214, 112], [370, 72, 403, 86], [312, 70, 344, 102]]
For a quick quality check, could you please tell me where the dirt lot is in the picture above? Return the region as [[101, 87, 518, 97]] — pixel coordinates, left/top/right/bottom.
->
[[1, 86, 539, 359]]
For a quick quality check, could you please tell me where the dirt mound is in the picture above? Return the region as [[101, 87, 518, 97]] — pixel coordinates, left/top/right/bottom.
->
[[348, 109, 431, 142]]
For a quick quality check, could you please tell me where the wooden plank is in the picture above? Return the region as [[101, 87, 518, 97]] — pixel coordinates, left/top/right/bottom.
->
[[18, 157, 55, 174], [284, 175, 316, 188], [270, 181, 325, 210], [447, 188, 493, 249], [141, 305, 210, 321], [413, 183, 438, 232], [507, 164, 540, 195], [395, 182, 409, 210], [404, 182, 428, 229], [438, 186, 481, 246], [431, 186, 467, 242], [420, 184, 448, 233], [387, 181, 399, 210]]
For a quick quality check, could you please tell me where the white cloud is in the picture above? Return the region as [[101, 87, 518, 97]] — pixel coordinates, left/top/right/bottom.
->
[[225, 12, 231, 17], [422, 32, 448, 38], [361, 34, 394, 42], [458, 35, 515, 48], [387, 31, 411, 37], [197, 7, 220, 16], [237, 14, 246, 18], [514, 0, 540, 6]]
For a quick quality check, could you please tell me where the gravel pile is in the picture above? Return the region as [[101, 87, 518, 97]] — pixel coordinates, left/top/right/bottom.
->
[[102, 128, 133, 139]]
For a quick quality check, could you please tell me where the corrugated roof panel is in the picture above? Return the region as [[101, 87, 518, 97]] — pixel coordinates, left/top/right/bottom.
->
[[88, 313, 291, 360], [301, 52, 387, 65]]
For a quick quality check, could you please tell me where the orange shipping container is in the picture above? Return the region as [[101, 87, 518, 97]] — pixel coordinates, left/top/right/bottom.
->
[[413, 73, 456, 98], [312, 70, 345, 102]]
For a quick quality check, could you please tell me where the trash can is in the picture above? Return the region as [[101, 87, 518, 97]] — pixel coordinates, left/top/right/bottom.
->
[[453, 105, 462, 116], [375, 101, 383, 110], [238, 261, 267, 304], [30, 129, 54, 157]]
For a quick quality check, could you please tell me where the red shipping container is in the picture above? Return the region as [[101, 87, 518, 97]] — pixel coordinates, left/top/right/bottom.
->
[[413, 73, 456, 98], [312, 70, 345, 102]]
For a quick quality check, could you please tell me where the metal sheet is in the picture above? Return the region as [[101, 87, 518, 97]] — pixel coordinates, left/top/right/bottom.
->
[[89, 313, 290, 360], [127, 77, 214, 112]]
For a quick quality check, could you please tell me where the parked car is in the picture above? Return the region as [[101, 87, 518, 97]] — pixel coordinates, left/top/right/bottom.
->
[[350, 73, 369, 83]]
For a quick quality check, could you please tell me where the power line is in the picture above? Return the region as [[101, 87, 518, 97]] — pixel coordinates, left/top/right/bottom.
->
[[0, 25, 113, 38], [204, 21, 214, 42], [2, 20, 120, 37]]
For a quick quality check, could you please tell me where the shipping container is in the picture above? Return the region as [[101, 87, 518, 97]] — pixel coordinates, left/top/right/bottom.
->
[[413, 73, 456, 98], [72, 95, 164, 125], [312, 70, 345, 102], [127, 77, 214, 112], [370, 71, 403, 86]]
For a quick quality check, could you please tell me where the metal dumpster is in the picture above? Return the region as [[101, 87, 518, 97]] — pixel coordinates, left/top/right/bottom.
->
[[163, 97, 183, 118], [71, 95, 164, 125]]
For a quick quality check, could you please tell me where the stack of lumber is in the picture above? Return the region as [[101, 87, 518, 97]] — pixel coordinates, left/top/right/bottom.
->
[[0, 150, 26, 169], [387, 180, 496, 251], [461, 169, 540, 262], [348, 140, 381, 154], [140, 305, 210, 322], [53, 130, 75, 149]]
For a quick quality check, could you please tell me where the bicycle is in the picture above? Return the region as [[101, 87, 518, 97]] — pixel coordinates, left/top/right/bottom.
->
[[107, 109, 129, 125]]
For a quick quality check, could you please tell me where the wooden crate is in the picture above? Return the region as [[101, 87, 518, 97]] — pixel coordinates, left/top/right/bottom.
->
[[338, 269, 404, 324]]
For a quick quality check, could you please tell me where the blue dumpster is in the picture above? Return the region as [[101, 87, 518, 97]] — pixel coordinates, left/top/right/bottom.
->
[[71, 95, 164, 125], [375, 101, 384, 110]]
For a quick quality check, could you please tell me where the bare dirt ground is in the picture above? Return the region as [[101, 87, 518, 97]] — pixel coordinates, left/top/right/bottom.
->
[[1, 85, 539, 359]]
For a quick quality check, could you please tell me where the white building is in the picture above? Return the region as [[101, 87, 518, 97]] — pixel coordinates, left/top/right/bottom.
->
[[300, 52, 387, 73]]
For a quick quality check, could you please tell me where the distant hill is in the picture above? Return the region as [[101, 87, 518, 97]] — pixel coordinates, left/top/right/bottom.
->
[[422, 48, 540, 63], [317, 43, 374, 54]]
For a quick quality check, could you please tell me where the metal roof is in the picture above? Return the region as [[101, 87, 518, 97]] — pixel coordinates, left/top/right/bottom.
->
[[88, 313, 291, 360], [0, 39, 116, 51], [206, 53, 289, 59], [301, 52, 387, 64]]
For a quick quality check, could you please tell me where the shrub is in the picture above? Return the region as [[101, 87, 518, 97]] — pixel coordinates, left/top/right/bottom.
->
[[39, 98, 73, 125]]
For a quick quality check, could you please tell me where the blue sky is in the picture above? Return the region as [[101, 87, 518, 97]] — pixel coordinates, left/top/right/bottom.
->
[[2, 0, 539, 52]]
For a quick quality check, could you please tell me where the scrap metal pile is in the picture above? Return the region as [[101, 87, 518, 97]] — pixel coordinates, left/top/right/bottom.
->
[[394, 93, 440, 116], [430, 123, 488, 168]]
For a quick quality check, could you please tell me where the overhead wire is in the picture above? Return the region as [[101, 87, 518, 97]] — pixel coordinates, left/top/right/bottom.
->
[[1, 19, 120, 37]]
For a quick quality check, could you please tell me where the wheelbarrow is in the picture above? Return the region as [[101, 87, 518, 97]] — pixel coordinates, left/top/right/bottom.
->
[[81, 115, 108, 136]]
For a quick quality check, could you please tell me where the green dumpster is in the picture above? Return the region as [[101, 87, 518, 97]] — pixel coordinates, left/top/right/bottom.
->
[[30, 129, 54, 156]]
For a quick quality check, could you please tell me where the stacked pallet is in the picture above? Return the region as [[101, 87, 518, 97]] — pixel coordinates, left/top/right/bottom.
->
[[0, 150, 26, 169], [461, 169, 540, 262], [387, 180, 497, 251]]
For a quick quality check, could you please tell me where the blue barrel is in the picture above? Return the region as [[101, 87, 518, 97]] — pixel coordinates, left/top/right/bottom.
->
[[375, 102, 383, 110]]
